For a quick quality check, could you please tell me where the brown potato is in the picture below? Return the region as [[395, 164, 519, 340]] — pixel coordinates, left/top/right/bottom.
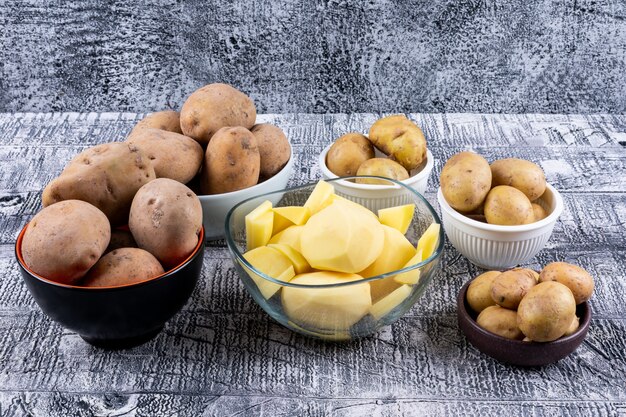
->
[[466, 270, 501, 313], [105, 229, 137, 254], [129, 178, 202, 268], [532, 203, 548, 221], [517, 281, 576, 342], [440, 152, 492, 213], [326, 133, 375, 177], [180, 83, 256, 145], [126, 128, 203, 184], [490, 268, 537, 309], [82, 248, 164, 287], [368, 115, 427, 171], [250, 124, 291, 179], [490, 158, 546, 201], [42, 142, 156, 225], [476, 305, 524, 340], [21, 200, 110, 284], [539, 262, 594, 304], [355, 158, 409, 185], [200, 127, 260, 194], [563, 315, 580, 337], [130, 110, 182, 135], [484, 185, 534, 225]]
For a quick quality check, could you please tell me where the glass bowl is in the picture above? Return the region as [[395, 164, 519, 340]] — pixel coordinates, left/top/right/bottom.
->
[[225, 176, 444, 341]]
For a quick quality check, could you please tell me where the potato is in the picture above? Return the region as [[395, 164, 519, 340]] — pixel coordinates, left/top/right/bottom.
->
[[490, 158, 546, 201], [180, 83, 256, 145], [484, 185, 534, 225], [538, 262, 594, 304], [129, 178, 202, 268], [200, 127, 260, 194], [368, 115, 427, 171], [105, 229, 137, 254], [243, 245, 295, 299], [563, 315, 580, 337], [325, 133, 374, 177], [532, 203, 548, 221], [250, 124, 291, 179], [82, 248, 164, 287], [476, 305, 523, 340], [130, 110, 182, 135], [517, 281, 576, 342], [42, 142, 156, 225], [21, 200, 110, 284], [490, 268, 537, 309], [355, 158, 409, 185], [126, 128, 203, 184], [466, 271, 501, 313], [440, 152, 492, 213]]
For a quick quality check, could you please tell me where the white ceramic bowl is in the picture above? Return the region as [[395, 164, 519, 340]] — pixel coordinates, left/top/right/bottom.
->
[[318, 143, 434, 212], [198, 147, 295, 240], [437, 184, 564, 270]]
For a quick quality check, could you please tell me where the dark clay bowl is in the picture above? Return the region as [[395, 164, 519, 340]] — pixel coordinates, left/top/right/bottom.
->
[[457, 278, 591, 367], [15, 225, 205, 349]]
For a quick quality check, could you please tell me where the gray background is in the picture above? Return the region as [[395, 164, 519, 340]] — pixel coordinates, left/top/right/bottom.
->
[[1, 0, 625, 114]]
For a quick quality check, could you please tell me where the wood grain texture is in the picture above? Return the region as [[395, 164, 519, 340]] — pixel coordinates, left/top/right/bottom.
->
[[0, 112, 625, 416]]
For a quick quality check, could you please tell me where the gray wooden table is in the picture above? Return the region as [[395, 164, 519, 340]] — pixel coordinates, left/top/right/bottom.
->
[[1, 113, 625, 416]]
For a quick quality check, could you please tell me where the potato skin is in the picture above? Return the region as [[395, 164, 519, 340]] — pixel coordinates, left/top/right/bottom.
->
[[180, 83, 256, 145], [532, 203, 548, 222], [130, 110, 182, 135], [484, 185, 534, 226], [126, 128, 203, 184], [539, 262, 594, 304], [42, 142, 156, 225], [490, 268, 537, 309], [368, 115, 427, 171], [129, 178, 202, 268], [466, 270, 501, 313], [250, 124, 291, 179], [326, 133, 374, 177], [105, 229, 137, 254], [440, 152, 492, 213], [491, 158, 546, 201], [201, 127, 260, 194], [82, 248, 164, 287], [355, 158, 409, 185], [517, 281, 576, 342], [22, 200, 110, 284], [476, 305, 523, 340]]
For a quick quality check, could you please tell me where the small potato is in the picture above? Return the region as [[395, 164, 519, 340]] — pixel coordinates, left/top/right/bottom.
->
[[476, 305, 524, 340], [532, 203, 548, 221], [355, 158, 409, 185], [325, 133, 375, 177], [180, 83, 256, 145], [129, 178, 202, 268], [490, 158, 546, 201], [517, 281, 576, 342], [82, 248, 164, 287], [466, 270, 501, 313], [126, 128, 203, 184], [539, 262, 594, 304], [130, 110, 182, 135], [368, 115, 427, 171], [250, 124, 291, 179], [42, 142, 156, 225], [105, 229, 137, 254], [562, 315, 580, 337], [490, 268, 537, 309], [200, 127, 260, 194], [484, 185, 534, 226], [440, 152, 492, 213], [22, 200, 110, 284]]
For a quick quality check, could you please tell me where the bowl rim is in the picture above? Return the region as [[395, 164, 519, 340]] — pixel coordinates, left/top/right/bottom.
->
[[437, 183, 564, 233], [225, 175, 445, 289], [197, 144, 294, 200], [318, 142, 434, 190], [15, 225, 205, 291]]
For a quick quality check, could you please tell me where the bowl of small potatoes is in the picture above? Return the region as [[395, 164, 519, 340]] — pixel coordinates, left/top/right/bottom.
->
[[457, 262, 593, 366], [225, 177, 444, 341]]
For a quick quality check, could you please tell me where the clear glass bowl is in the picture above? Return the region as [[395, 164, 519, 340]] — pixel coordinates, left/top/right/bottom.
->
[[225, 176, 445, 341]]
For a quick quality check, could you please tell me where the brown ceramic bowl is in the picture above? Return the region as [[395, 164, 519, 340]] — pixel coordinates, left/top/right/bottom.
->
[[457, 278, 591, 367]]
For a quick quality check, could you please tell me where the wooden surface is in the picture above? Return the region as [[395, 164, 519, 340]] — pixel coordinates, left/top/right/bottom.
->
[[1, 113, 625, 416]]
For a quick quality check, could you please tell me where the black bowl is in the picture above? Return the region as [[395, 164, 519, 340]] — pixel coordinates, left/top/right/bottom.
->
[[15, 225, 205, 349], [457, 278, 591, 367]]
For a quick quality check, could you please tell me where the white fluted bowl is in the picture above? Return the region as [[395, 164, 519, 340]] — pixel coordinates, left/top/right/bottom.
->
[[437, 184, 563, 270]]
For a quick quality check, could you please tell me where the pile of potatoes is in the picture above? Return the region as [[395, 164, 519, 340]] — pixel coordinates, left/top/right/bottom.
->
[[466, 262, 594, 342], [440, 151, 549, 225], [325, 115, 428, 185]]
